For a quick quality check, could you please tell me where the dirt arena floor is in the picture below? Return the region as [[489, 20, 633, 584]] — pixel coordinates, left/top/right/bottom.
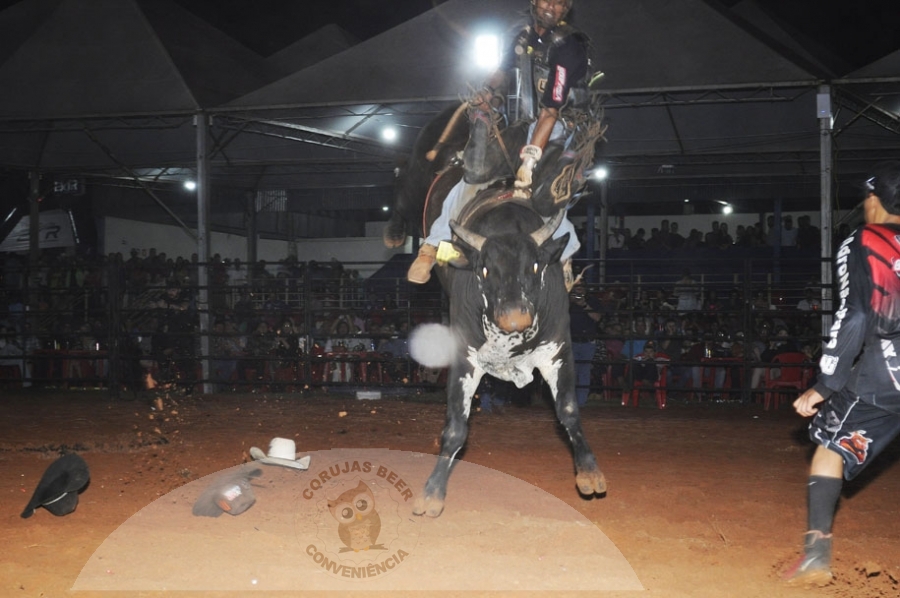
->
[[2, 387, 900, 597]]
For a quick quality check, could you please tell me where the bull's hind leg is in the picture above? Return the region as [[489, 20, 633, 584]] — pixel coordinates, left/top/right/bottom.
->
[[540, 360, 608, 497], [413, 369, 481, 517]]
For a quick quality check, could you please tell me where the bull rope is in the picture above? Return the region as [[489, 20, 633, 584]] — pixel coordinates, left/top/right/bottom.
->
[[422, 164, 459, 239], [550, 105, 608, 206]]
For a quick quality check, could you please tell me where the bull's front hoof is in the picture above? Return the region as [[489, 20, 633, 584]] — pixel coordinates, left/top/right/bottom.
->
[[412, 494, 445, 518], [382, 217, 407, 248], [576, 469, 608, 496]]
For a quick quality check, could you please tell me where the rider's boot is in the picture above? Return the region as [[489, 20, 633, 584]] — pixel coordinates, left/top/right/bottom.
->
[[407, 244, 438, 284]]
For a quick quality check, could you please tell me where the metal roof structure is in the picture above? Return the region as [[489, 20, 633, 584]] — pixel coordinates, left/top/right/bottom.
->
[[0, 0, 896, 240]]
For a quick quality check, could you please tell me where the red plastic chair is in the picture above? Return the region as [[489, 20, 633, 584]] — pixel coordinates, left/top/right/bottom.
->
[[763, 352, 812, 410], [622, 353, 670, 409], [693, 357, 741, 402]]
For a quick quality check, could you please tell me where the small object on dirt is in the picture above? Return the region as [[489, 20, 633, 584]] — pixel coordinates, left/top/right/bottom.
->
[[858, 561, 882, 577], [170, 410, 178, 415], [192, 467, 261, 517], [21, 454, 90, 519], [153, 397, 164, 412], [249, 437, 311, 470], [338, 411, 348, 418]]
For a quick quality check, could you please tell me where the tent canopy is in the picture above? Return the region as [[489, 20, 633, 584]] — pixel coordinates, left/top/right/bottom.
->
[[0, 0, 895, 236]]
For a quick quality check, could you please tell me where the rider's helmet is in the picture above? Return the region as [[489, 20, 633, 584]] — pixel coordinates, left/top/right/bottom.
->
[[530, 0, 573, 31]]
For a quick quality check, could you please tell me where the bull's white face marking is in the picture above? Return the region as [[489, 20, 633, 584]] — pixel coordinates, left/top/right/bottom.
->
[[465, 314, 563, 389]]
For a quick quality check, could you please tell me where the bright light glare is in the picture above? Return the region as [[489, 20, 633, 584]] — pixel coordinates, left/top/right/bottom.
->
[[722, 204, 734, 215], [381, 205, 390, 212], [474, 34, 501, 69], [381, 127, 398, 142], [183, 180, 197, 191], [592, 166, 609, 180]]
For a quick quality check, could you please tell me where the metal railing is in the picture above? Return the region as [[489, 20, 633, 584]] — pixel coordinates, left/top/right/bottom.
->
[[0, 253, 829, 403]]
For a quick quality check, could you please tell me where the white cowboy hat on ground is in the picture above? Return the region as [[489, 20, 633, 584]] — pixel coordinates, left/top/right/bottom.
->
[[249, 437, 310, 470]]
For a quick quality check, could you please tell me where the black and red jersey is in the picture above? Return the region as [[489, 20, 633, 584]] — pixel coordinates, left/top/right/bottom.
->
[[815, 223, 900, 411]]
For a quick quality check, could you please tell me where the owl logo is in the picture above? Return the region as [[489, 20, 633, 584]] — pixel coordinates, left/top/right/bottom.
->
[[328, 481, 384, 553]]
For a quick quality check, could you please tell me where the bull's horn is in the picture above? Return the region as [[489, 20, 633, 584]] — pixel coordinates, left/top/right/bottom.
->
[[531, 210, 565, 246], [449, 220, 486, 251]]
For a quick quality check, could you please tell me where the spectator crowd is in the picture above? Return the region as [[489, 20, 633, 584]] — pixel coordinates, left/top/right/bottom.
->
[[0, 234, 826, 404]]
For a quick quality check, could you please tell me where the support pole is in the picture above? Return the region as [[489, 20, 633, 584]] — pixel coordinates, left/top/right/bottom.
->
[[584, 191, 596, 284], [28, 172, 40, 267], [247, 192, 258, 266], [818, 85, 834, 340], [772, 197, 782, 285], [196, 112, 213, 395], [598, 179, 609, 285]]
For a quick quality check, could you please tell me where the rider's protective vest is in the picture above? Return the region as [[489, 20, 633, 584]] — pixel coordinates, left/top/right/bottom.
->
[[510, 24, 592, 123]]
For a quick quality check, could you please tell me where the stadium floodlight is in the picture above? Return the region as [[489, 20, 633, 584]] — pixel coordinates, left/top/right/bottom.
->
[[592, 166, 609, 180], [474, 34, 501, 70], [381, 127, 398, 142]]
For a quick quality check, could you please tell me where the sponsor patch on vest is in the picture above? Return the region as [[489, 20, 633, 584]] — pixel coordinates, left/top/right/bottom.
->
[[553, 66, 567, 103]]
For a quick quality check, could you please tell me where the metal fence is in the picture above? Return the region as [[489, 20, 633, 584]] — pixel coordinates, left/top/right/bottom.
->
[[0, 252, 829, 405]]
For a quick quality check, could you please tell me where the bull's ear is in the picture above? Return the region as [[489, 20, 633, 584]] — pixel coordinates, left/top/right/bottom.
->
[[540, 232, 569, 265]]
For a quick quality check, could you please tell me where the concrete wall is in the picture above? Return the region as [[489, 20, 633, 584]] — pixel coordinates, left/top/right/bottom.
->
[[102, 217, 412, 279]]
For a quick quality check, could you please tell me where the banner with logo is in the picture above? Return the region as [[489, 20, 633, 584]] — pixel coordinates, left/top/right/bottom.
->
[[0, 210, 76, 252]]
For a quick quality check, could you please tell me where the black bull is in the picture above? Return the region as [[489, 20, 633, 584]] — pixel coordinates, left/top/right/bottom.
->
[[392, 107, 607, 518]]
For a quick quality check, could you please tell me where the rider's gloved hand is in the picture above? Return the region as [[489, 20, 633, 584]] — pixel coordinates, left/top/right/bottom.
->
[[515, 145, 542, 189]]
